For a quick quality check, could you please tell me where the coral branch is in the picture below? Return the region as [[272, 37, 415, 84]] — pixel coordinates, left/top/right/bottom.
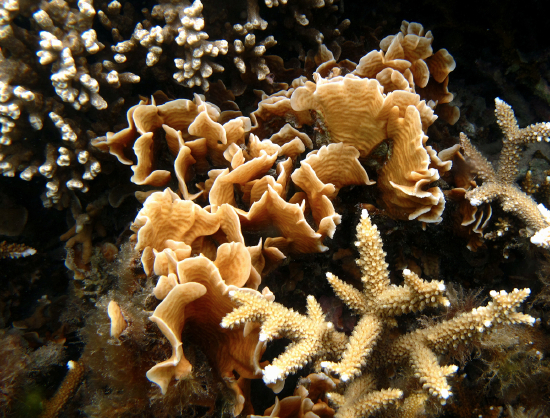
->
[[460, 99, 550, 247], [40, 360, 85, 418]]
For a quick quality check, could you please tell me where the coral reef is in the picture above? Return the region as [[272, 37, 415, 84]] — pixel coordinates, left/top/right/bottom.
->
[[1, 2, 550, 417]]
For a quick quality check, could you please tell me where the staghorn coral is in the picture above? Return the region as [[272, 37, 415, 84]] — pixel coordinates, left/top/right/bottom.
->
[[222, 209, 536, 416], [39, 360, 85, 418], [460, 98, 550, 248]]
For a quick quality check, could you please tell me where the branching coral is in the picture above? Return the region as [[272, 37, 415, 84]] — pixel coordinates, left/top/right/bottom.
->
[[0, 0, 349, 209], [0, 241, 36, 259], [39, 360, 85, 418], [222, 210, 536, 416], [460, 98, 550, 248]]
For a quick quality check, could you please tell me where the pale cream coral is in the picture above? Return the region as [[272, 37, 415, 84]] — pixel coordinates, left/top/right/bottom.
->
[[378, 105, 445, 223], [147, 243, 263, 416], [107, 300, 127, 338], [222, 209, 536, 415], [222, 287, 347, 392], [460, 98, 550, 247]]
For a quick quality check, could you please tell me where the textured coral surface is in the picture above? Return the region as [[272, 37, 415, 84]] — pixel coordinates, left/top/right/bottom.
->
[[1, 0, 550, 417]]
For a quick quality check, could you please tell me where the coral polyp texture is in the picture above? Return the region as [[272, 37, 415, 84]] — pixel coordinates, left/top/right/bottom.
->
[[460, 98, 550, 248], [222, 210, 536, 416]]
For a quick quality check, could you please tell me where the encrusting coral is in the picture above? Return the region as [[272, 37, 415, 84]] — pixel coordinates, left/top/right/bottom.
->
[[460, 98, 550, 248], [222, 209, 536, 417]]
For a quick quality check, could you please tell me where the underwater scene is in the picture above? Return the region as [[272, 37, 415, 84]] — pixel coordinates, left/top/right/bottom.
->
[[1, 0, 550, 416]]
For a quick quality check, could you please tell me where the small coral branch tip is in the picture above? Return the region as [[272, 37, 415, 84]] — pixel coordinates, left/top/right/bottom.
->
[[262, 365, 283, 384]]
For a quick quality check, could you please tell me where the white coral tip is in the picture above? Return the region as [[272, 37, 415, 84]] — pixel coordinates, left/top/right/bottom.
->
[[440, 389, 450, 399], [438, 283, 446, 291], [531, 226, 550, 248], [469, 198, 482, 206], [403, 268, 411, 276], [262, 365, 283, 384]]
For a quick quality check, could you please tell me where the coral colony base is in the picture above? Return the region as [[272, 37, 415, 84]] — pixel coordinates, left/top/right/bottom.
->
[[1, 0, 550, 417]]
